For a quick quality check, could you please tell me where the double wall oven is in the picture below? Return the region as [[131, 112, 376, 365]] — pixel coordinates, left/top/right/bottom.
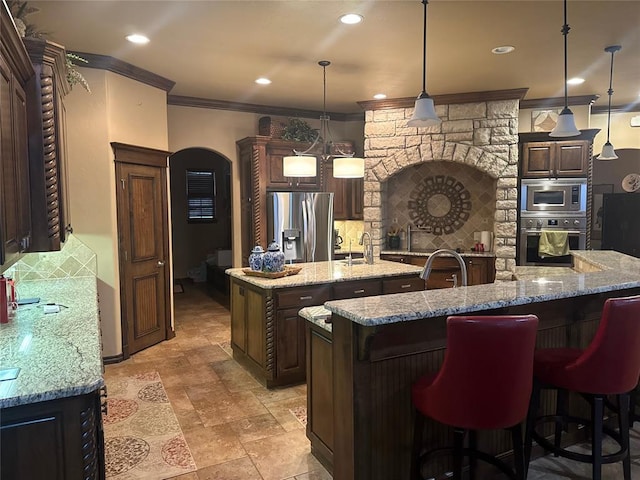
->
[[519, 178, 587, 266]]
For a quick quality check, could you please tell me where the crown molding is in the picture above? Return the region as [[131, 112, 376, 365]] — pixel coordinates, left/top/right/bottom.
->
[[520, 95, 600, 109], [68, 51, 176, 92], [167, 94, 364, 122], [591, 102, 640, 114], [357, 88, 529, 111]]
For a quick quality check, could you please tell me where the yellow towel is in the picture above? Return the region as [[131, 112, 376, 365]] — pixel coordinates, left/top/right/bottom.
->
[[538, 230, 570, 257]]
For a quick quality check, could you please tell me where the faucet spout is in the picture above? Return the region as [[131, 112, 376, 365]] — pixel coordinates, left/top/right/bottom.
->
[[420, 249, 468, 288], [359, 232, 374, 265]]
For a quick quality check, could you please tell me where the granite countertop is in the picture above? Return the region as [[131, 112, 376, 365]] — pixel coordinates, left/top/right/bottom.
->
[[298, 305, 333, 333], [226, 259, 423, 289], [323, 250, 640, 327], [511, 266, 576, 280], [0, 277, 104, 408], [380, 249, 496, 258]]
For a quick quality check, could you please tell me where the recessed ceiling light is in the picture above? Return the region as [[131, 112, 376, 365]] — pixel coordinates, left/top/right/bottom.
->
[[340, 13, 363, 25], [567, 77, 585, 85], [373, 93, 387, 100], [491, 45, 515, 55], [126, 34, 149, 44], [255, 77, 271, 85]]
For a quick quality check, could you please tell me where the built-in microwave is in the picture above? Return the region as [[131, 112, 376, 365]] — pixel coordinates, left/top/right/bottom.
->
[[520, 178, 587, 215]]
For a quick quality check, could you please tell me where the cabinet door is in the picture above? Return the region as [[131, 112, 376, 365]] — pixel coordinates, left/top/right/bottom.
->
[[13, 80, 30, 247], [323, 163, 349, 220], [350, 177, 364, 219], [555, 140, 588, 176], [307, 324, 334, 455], [245, 287, 266, 367], [522, 142, 553, 177], [466, 258, 488, 286], [267, 143, 320, 191], [276, 308, 306, 380], [230, 281, 246, 352]]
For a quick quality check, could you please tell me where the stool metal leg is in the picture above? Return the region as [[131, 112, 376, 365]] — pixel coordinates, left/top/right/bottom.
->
[[554, 388, 568, 456], [411, 411, 425, 480], [510, 424, 525, 480], [592, 395, 604, 480], [468, 430, 477, 480], [524, 378, 541, 475], [453, 428, 466, 480], [618, 393, 631, 480]]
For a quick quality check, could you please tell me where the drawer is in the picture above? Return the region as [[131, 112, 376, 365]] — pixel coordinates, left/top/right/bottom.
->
[[382, 276, 425, 294], [276, 286, 332, 309], [425, 270, 461, 289], [333, 279, 382, 300]]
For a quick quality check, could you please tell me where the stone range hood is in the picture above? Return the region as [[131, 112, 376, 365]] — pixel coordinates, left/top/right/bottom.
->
[[358, 89, 528, 281]]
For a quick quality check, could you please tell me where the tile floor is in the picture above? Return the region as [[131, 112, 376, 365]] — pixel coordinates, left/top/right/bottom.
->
[[104, 282, 640, 480]]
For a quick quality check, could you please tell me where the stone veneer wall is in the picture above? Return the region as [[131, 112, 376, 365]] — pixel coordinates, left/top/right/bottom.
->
[[363, 100, 520, 281]]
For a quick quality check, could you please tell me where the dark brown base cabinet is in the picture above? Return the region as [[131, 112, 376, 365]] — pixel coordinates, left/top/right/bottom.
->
[[230, 273, 423, 388], [381, 254, 495, 289], [0, 390, 106, 480]]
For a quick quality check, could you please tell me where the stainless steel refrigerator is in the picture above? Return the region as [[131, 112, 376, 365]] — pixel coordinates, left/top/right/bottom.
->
[[267, 192, 334, 263]]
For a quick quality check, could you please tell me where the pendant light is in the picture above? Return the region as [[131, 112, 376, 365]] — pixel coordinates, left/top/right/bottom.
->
[[283, 61, 365, 178], [550, 0, 580, 137], [596, 45, 622, 160], [407, 0, 441, 127]]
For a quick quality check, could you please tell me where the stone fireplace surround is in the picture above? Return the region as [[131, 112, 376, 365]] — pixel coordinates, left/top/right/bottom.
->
[[360, 90, 525, 281]]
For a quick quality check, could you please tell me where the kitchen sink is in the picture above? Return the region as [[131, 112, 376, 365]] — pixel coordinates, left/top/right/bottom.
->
[[340, 258, 367, 265]]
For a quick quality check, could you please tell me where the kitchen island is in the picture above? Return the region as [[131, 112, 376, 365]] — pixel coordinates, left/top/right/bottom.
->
[[0, 277, 105, 479], [226, 259, 423, 387], [301, 251, 640, 480]]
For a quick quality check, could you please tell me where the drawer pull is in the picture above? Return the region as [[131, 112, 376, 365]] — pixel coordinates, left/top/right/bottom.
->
[[300, 295, 313, 300], [354, 289, 365, 294], [401, 284, 411, 288]]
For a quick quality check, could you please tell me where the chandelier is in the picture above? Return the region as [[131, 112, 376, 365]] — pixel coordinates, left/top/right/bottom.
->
[[282, 61, 365, 179]]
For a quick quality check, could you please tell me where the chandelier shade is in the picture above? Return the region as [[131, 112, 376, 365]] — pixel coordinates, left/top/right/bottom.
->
[[550, 0, 580, 138], [283, 155, 316, 177], [596, 45, 622, 161], [333, 157, 365, 178], [407, 0, 441, 128], [282, 61, 364, 178]]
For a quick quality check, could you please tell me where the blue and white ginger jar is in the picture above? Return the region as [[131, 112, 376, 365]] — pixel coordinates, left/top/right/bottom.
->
[[263, 240, 285, 272], [248, 245, 265, 271]]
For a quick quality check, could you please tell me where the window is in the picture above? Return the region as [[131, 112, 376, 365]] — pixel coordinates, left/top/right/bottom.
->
[[186, 170, 216, 222]]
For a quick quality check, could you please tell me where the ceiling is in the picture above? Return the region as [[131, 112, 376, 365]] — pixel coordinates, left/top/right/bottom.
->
[[21, 1, 640, 115]]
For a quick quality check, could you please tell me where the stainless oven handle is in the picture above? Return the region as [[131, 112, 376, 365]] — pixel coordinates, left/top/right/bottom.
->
[[522, 230, 583, 235]]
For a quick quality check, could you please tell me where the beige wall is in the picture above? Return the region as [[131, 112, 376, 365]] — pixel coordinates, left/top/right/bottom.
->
[[65, 68, 169, 358], [590, 111, 640, 152], [518, 105, 592, 133]]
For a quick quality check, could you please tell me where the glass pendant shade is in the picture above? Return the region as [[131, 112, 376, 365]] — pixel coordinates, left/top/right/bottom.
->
[[333, 157, 365, 178], [407, 95, 441, 127], [549, 107, 581, 137], [597, 141, 618, 160], [283, 155, 316, 177]]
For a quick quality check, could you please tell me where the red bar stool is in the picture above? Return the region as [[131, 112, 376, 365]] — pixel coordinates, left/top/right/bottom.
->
[[411, 314, 539, 480], [524, 294, 640, 480]]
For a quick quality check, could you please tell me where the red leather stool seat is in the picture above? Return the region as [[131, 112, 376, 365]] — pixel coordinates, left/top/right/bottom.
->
[[525, 294, 640, 480], [411, 314, 539, 480]]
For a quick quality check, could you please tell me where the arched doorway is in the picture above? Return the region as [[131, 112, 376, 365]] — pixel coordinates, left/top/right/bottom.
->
[[169, 147, 232, 303]]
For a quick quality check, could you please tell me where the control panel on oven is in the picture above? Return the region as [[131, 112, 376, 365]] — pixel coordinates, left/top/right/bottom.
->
[[521, 216, 587, 231]]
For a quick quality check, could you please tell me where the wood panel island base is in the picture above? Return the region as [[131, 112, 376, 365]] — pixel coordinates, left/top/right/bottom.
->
[[226, 260, 423, 388], [301, 251, 640, 480]]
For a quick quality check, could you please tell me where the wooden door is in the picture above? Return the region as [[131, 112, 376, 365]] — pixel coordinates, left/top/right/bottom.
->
[[113, 143, 171, 356], [555, 140, 588, 176], [521, 142, 553, 177]]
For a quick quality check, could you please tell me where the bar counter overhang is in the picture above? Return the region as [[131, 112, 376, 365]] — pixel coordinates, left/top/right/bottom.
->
[[304, 251, 640, 480]]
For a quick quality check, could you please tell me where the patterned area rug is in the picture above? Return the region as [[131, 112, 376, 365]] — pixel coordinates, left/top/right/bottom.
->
[[103, 371, 197, 479]]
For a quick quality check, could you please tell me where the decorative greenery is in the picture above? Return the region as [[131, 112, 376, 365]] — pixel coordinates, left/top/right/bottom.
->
[[7, 0, 91, 92], [281, 118, 320, 143]]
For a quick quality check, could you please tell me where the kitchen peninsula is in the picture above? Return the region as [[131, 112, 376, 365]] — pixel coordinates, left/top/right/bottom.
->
[[226, 259, 423, 387], [302, 251, 640, 480], [0, 276, 105, 479]]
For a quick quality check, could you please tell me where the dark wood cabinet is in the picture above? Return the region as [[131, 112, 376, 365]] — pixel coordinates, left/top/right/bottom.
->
[[380, 254, 495, 288], [0, 4, 34, 265], [230, 273, 421, 388], [23, 38, 71, 252], [1, 390, 105, 480], [519, 130, 599, 178], [323, 162, 363, 220]]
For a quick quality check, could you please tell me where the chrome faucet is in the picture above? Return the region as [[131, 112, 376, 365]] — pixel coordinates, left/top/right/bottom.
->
[[420, 249, 468, 288], [359, 232, 374, 265]]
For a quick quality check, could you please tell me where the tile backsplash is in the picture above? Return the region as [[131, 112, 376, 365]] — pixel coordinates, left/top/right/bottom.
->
[[6, 234, 97, 281], [334, 220, 365, 251], [386, 161, 496, 251]]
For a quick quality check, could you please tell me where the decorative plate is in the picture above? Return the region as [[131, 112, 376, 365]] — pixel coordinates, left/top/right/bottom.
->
[[621, 173, 640, 193]]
